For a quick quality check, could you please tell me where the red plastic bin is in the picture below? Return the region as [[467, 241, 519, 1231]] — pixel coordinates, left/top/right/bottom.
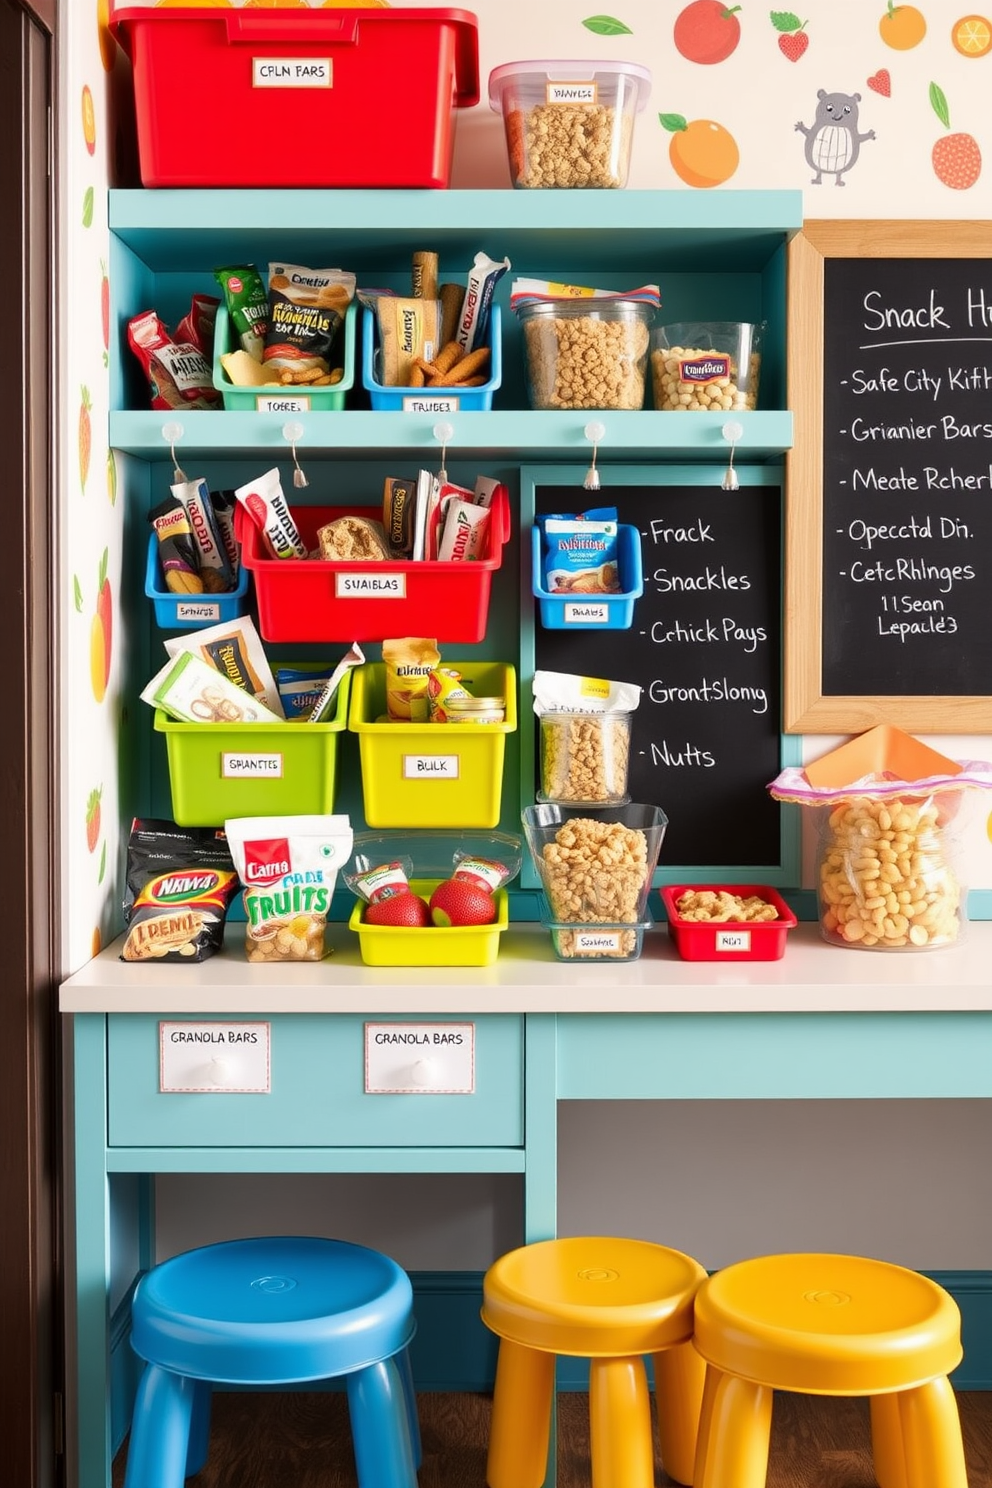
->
[[235, 488, 510, 644], [110, 6, 480, 189], [660, 884, 798, 962]]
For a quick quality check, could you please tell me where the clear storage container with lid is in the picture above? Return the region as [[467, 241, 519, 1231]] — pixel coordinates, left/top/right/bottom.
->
[[516, 298, 655, 410], [488, 59, 651, 188]]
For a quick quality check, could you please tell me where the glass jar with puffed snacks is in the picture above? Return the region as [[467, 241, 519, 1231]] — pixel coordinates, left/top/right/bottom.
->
[[539, 710, 632, 806], [651, 321, 763, 412], [516, 298, 655, 410], [488, 59, 652, 189]]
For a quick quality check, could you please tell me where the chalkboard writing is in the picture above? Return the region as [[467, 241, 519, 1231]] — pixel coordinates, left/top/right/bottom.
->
[[534, 484, 783, 868], [822, 256, 992, 696]]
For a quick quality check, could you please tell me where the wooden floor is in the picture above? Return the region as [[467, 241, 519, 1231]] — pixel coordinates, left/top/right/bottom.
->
[[112, 1388, 992, 1486]]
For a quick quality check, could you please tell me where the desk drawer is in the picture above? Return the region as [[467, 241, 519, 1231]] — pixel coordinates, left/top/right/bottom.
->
[[107, 1014, 523, 1148]]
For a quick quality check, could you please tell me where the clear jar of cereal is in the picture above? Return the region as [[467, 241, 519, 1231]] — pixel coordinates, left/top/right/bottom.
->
[[515, 298, 655, 410], [651, 321, 763, 412]]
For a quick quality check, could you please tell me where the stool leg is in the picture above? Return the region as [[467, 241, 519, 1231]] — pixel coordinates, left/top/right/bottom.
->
[[184, 1380, 212, 1478], [653, 1338, 707, 1487], [589, 1355, 654, 1488], [694, 1370, 772, 1488], [347, 1356, 418, 1488], [870, 1393, 908, 1488], [486, 1338, 555, 1488], [898, 1377, 969, 1488], [396, 1345, 422, 1468], [123, 1363, 196, 1488]]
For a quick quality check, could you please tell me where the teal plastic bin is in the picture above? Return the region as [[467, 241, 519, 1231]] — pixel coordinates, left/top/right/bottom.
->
[[212, 301, 356, 411]]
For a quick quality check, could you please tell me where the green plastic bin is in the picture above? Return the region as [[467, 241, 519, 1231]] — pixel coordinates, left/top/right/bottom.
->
[[211, 301, 356, 412], [154, 667, 351, 827]]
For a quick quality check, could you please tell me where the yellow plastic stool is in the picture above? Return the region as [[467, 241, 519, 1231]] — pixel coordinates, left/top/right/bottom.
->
[[692, 1252, 968, 1488], [481, 1236, 707, 1488]]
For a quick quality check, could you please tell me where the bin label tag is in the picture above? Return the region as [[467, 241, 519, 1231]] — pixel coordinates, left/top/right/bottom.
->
[[401, 396, 460, 414], [255, 395, 312, 413], [564, 602, 609, 624], [547, 80, 597, 105], [252, 58, 333, 89], [715, 929, 751, 953], [175, 601, 221, 622], [574, 931, 621, 953], [335, 572, 407, 598], [221, 752, 284, 779], [403, 754, 459, 779]]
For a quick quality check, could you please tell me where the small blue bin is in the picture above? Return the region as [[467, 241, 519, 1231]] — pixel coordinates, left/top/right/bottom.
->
[[144, 533, 251, 631], [531, 523, 644, 630], [361, 304, 501, 411]]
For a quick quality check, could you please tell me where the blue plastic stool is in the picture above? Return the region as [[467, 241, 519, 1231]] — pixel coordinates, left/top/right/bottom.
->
[[123, 1236, 421, 1488]]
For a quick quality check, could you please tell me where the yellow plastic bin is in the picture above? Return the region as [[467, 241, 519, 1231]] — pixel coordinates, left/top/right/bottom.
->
[[348, 662, 517, 829], [349, 878, 509, 967], [154, 668, 351, 827]]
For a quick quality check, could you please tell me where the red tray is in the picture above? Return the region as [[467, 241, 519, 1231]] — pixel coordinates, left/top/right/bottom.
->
[[111, 6, 479, 189], [659, 884, 798, 962], [235, 488, 510, 644]]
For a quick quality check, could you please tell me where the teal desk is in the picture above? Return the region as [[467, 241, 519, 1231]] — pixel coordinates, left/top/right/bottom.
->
[[60, 922, 992, 1488]]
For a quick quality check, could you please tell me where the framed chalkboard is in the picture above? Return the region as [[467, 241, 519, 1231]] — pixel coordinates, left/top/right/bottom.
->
[[786, 220, 992, 732], [520, 465, 801, 888]]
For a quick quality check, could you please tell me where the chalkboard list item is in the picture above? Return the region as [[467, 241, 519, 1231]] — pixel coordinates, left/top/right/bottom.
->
[[786, 221, 992, 733], [532, 482, 783, 868], [531, 523, 644, 630]]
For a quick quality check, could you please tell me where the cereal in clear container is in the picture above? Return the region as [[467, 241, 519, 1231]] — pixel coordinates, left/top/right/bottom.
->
[[651, 321, 763, 411]]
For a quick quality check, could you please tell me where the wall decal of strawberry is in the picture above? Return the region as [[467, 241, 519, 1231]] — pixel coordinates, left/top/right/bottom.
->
[[930, 81, 982, 188], [867, 69, 892, 96], [79, 386, 91, 493], [100, 261, 109, 368], [771, 11, 809, 60], [85, 787, 102, 853], [90, 549, 112, 704], [82, 85, 96, 156], [582, 15, 633, 36]]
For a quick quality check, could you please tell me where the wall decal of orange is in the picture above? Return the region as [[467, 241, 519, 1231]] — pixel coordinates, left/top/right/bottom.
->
[[90, 550, 112, 704], [97, 0, 116, 71], [661, 112, 740, 187], [879, 2, 927, 49], [952, 14, 992, 55], [82, 85, 96, 156]]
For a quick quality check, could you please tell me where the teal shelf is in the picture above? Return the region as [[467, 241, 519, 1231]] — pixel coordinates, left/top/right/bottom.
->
[[109, 188, 804, 273], [108, 409, 794, 462]]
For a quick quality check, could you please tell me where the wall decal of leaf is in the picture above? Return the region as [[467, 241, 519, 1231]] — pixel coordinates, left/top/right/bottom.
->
[[583, 15, 633, 36]]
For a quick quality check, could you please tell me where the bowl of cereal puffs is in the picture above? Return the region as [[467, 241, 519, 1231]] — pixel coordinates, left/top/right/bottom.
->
[[659, 884, 797, 962]]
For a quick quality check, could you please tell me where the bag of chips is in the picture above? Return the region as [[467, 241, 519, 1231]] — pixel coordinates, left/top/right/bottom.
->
[[121, 819, 239, 963]]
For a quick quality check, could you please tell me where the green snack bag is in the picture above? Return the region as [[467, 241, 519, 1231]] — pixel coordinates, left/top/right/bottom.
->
[[213, 264, 269, 363]]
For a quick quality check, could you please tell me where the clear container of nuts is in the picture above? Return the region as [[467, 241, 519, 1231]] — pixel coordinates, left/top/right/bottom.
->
[[488, 59, 652, 189], [651, 321, 763, 412], [515, 297, 656, 410], [522, 802, 667, 960]]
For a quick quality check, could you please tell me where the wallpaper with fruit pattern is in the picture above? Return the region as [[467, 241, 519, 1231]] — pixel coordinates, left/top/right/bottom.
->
[[62, 0, 992, 970]]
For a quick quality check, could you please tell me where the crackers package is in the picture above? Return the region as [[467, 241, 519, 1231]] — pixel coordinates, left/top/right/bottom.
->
[[382, 637, 441, 721], [263, 263, 355, 381], [121, 819, 239, 964]]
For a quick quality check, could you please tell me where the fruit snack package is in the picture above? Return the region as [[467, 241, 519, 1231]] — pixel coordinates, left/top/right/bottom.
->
[[225, 815, 354, 962]]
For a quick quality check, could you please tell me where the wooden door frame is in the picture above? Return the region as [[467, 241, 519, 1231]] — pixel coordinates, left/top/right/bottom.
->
[[0, 1, 63, 1485]]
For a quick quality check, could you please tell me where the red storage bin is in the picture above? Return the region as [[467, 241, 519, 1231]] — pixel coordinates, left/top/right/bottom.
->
[[660, 884, 798, 962], [110, 6, 480, 189], [235, 488, 510, 644]]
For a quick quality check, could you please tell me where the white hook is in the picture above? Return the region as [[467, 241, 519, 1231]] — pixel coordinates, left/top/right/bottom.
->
[[283, 420, 308, 489], [162, 420, 186, 482], [583, 420, 606, 492], [721, 419, 743, 492], [433, 420, 454, 483]]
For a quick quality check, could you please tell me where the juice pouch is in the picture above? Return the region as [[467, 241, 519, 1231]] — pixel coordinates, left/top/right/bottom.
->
[[121, 818, 239, 964], [225, 815, 354, 963]]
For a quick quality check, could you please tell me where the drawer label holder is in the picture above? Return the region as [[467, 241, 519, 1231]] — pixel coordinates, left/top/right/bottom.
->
[[159, 1021, 271, 1093], [364, 1022, 475, 1094]]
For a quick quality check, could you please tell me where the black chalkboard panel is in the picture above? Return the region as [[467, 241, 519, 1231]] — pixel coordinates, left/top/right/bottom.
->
[[533, 482, 783, 868], [822, 256, 992, 697]]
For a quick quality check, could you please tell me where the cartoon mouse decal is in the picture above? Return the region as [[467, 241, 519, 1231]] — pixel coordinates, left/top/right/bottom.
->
[[796, 90, 876, 185]]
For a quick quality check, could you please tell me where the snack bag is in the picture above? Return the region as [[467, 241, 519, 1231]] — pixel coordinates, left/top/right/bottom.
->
[[427, 667, 470, 722], [149, 493, 203, 595], [263, 264, 355, 383], [164, 615, 284, 716], [127, 310, 220, 410], [141, 652, 284, 725], [174, 294, 220, 359], [121, 819, 239, 964], [225, 815, 354, 963], [233, 468, 309, 560], [538, 507, 621, 594], [382, 638, 441, 721], [214, 264, 269, 362], [344, 856, 415, 905]]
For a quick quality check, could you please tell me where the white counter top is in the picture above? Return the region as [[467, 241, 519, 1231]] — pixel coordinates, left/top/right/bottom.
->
[[59, 922, 992, 1015]]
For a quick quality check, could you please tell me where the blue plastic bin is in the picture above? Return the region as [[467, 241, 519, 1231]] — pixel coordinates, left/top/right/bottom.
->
[[531, 522, 644, 629], [211, 302, 356, 412], [361, 304, 501, 411], [144, 533, 250, 631]]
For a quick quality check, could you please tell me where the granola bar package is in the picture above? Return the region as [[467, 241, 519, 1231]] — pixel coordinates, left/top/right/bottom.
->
[[127, 310, 220, 410], [121, 818, 239, 963]]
